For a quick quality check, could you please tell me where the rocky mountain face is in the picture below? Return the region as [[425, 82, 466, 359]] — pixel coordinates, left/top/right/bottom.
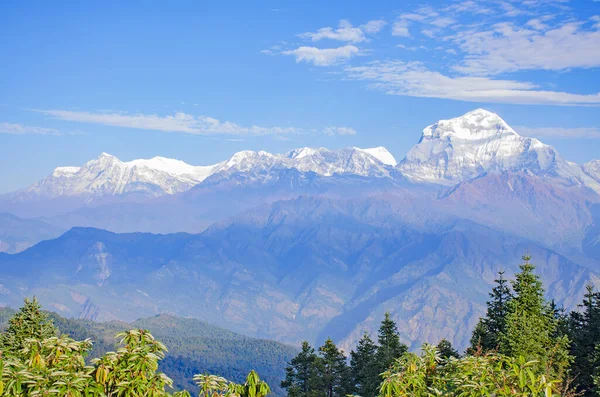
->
[[398, 109, 599, 191], [0, 108, 598, 351], [0, 194, 596, 352]]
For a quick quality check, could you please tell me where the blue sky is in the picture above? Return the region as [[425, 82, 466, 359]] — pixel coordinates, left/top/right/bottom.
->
[[1, 0, 599, 193]]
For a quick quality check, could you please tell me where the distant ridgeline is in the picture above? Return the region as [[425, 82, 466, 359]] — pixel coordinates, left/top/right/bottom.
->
[[0, 307, 296, 396]]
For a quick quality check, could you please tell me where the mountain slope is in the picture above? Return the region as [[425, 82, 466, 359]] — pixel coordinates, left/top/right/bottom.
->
[[0, 194, 597, 352], [0, 213, 65, 253]]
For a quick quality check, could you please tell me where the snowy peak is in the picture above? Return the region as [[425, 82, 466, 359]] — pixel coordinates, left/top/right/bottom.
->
[[398, 109, 564, 185], [17, 146, 397, 200], [355, 146, 397, 166], [398, 109, 600, 193], [21, 153, 222, 199], [422, 108, 519, 141], [215, 146, 396, 178]]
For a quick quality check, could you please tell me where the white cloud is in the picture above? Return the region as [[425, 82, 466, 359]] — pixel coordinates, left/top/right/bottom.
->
[[429, 17, 455, 28], [36, 110, 297, 135], [299, 20, 366, 43], [345, 61, 600, 105], [299, 19, 387, 43], [0, 122, 60, 135], [360, 19, 387, 34], [452, 21, 600, 75], [422, 29, 436, 38], [324, 126, 357, 136], [525, 18, 548, 30], [34, 110, 359, 137], [273, 0, 600, 107], [392, 20, 411, 37], [283, 45, 359, 66], [516, 126, 600, 139]]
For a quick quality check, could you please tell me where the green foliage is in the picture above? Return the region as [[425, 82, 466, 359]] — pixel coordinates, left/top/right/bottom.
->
[[317, 338, 352, 397], [0, 299, 273, 397], [194, 370, 271, 397], [0, 310, 294, 395], [350, 332, 379, 397], [376, 313, 408, 374], [499, 256, 571, 379], [281, 341, 320, 397], [468, 270, 512, 354], [435, 339, 459, 361], [379, 344, 563, 397], [0, 297, 58, 359], [1, 335, 98, 396], [568, 284, 600, 396]]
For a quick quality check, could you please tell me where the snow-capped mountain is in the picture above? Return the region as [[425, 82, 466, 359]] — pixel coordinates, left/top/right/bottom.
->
[[584, 160, 600, 184], [397, 109, 600, 192], [12, 147, 397, 200], [212, 146, 397, 179], [20, 153, 222, 199], [5, 109, 599, 202]]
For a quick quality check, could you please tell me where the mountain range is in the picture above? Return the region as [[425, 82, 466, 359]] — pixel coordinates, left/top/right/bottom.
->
[[0, 108, 598, 352]]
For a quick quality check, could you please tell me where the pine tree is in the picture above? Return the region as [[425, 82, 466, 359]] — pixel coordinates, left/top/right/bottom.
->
[[436, 339, 460, 361], [499, 255, 571, 379], [468, 270, 512, 353], [350, 332, 379, 397], [376, 312, 408, 373], [568, 284, 600, 396], [0, 297, 57, 359], [281, 341, 320, 397], [318, 338, 351, 397]]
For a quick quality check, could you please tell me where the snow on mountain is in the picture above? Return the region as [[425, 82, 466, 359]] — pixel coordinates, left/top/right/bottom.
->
[[9, 109, 599, 200], [354, 146, 397, 166], [15, 146, 395, 199], [397, 109, 600, 192], [212, 146, 396, 179], [584, 160, 600, 183], [20, 153, 223, 199]]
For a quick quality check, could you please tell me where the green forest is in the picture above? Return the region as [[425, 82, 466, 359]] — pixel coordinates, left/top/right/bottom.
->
[[1, 255, 600, 396]]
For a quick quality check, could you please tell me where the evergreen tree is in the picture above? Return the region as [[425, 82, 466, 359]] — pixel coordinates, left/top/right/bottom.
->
[[318, 338, 351, 397], [281, 341, 320, 397], [376, 313, 408, 373], [468, 270, 512, 353], [350, 332, 379, 397], [499, 255, 571, 379], [568, 284, 600, 396], [436, 338, 460, 361], [0, 297, 57, 359]]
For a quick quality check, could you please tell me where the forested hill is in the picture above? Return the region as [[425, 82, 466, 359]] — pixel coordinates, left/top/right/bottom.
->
[[0, 308, 296, 396]]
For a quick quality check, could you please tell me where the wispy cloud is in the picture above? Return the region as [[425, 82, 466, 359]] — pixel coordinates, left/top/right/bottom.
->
[[33, 109, 359, 137], [324, 126, 357, 136], [299, 19, 386, 43], [0, 122, 61, 135], [283, 45, 359, 66], [452, 21, 600, 75], [299, 20, 366, 43], [392, 20, 411, 37], [271, 0, 600, 106], [360, 20, 387, 34], [345, 61, 600, 105], [516, 126, 600, 139], [35, 110, 297, 135]]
